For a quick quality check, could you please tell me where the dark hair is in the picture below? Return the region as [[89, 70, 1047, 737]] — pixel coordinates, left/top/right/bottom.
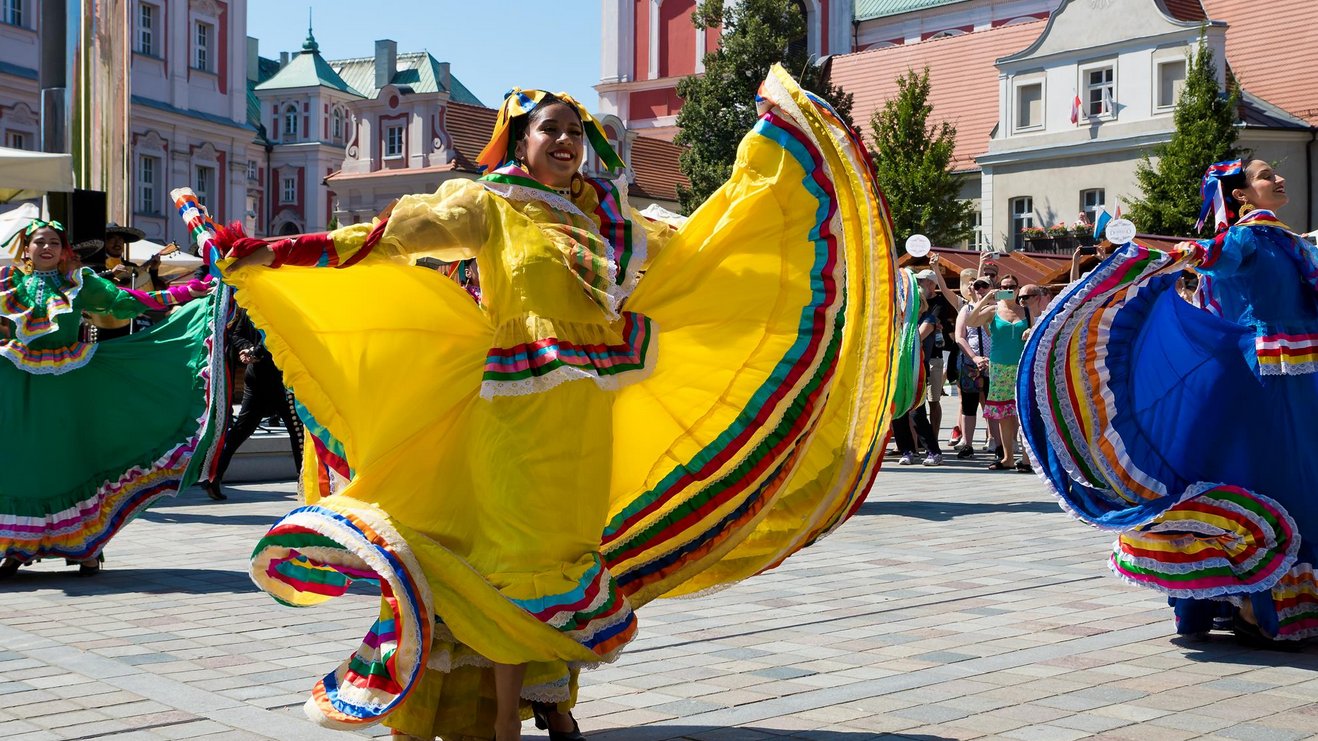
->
[[508, 94, 582, 161], [1218, 156, 1260, 228], [997, 273, 1019, 287]]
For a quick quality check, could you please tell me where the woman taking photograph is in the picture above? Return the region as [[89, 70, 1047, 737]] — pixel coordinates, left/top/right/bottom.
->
[[0, 221, 222, 577], [964, 274, 1033, 471], [1021, 158, 1318, 646], [201, 66, 897, 739]]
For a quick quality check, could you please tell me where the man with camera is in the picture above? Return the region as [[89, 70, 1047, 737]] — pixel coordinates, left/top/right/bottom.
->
[[199, 308, 303, 501]]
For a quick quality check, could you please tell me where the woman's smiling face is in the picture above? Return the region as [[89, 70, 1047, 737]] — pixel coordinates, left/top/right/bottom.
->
[[515, 102, 584, 190], [26, 227, 65, 272], [1234, 160, 1288, 213]]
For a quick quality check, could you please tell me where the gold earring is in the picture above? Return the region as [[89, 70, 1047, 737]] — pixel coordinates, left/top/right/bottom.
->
[[1238, 201, 1255, 217]]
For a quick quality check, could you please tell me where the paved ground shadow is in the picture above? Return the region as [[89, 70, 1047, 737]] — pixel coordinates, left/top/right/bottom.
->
[[589, 728, 951, 741], [0, 566, 257, 595], [1171, 632, 1318, 662], [855, 498, 1060, 521]]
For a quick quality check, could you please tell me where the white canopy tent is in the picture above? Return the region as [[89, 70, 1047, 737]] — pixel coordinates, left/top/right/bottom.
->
[[0, 146, 74, 204]]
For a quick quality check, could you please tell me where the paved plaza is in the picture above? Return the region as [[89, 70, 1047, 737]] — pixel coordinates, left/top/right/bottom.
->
[[4, 416, 1318, 740]]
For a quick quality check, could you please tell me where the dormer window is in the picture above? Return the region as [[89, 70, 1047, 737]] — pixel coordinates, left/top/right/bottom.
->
[[282, 104, 299, 140], [384, 125, 405, 158], [1156, 59, 1186, 111], [1014, 81, 1044, 131]]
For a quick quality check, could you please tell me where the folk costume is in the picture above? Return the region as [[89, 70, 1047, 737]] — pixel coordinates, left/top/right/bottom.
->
[[197, 67, 901, 735], [1020, 159, 1318, 641], [0, 221, 228, 566]]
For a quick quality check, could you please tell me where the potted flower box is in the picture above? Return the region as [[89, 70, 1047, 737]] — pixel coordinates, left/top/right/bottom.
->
[[1048, 224, 1074, 252], [1020, 225, 1050, 251]]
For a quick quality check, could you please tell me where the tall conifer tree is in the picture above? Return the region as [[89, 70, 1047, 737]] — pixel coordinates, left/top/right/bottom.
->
[[1126, 35, 1240, 235]]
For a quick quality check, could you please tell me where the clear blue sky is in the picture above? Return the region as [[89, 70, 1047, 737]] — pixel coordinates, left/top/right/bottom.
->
[[248, 1, 604, 109]]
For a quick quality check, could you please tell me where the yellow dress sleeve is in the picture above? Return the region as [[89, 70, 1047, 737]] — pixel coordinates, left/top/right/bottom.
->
[[267, 180, 495, 269], [374, 179, 494, 263]]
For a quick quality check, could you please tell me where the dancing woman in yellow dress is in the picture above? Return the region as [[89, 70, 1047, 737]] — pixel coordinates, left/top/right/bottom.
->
[[193, 66, 899, 739]]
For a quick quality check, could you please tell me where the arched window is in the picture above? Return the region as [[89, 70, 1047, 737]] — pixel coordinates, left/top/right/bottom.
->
[[282, 104, 299, 140], [787, 0, 809, 59], [331, 108, 344, 142]]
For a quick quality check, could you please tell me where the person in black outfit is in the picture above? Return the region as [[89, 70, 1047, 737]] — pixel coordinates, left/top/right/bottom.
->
[[200, 308, 303, 501]]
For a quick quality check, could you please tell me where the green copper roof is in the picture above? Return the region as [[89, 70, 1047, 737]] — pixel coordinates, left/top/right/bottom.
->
[[254, 31, 363, 96], [329, 51, 483, 106], [854, 0, 969, 21]]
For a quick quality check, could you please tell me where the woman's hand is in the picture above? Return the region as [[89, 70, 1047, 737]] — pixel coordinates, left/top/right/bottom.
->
[[187, 281, 214, 299], [974, 355, 989, 371], [231, 246, 275, 269]]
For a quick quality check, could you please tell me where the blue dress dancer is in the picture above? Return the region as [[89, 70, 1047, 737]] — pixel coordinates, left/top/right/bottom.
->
[[1019, 159, 1318, 644]]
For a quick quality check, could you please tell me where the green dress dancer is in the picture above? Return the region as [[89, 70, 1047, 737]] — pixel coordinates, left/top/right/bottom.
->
[[0, 222, 228, 574]]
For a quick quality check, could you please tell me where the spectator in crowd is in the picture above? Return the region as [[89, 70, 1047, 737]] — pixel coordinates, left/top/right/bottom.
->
[[892, 293, 944, 466], [913, 254, 959, 445], [954, 274, 998, 459], [966, 274, 1033, 471], [1069, 239, 1113, 283]]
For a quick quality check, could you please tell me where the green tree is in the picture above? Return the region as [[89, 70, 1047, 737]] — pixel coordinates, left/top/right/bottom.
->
[[867, 67, 974, 246], [1125, 34, 1239, 235], [673, 0, 854, 213]]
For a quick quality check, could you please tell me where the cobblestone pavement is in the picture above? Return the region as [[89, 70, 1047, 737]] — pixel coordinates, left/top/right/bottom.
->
[[4, 416, 1318, 740]]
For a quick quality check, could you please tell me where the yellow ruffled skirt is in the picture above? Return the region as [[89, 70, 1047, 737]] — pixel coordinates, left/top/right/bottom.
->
[[228, 66, 899, 737]]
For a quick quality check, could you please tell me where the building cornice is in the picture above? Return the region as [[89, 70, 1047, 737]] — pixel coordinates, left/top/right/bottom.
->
[[978, 130, 1171, 167]]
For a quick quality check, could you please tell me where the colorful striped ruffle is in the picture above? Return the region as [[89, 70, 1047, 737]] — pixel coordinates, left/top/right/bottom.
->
[[480, 311, 655, 398], [1111, 484, 1298, 598], [0, 340, 96, 374], [0, 266, 82, 346], [1019, 241, 1200, 527], [251, 504, 432, 730], [251, 502, 638, 729], [1256, 332, 1318, 375], [602, 83, 848, 607]]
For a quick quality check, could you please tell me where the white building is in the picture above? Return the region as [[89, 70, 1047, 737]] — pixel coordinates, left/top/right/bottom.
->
[[0, 0, 262, 245]]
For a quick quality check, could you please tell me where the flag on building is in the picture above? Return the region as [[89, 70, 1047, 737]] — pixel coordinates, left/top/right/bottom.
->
[[1070, 93, 1082, 124], [1092, 209, 1112, 240]]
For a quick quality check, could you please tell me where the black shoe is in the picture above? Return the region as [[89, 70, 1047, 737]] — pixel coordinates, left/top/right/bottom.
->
[[530, 702, 586, 741], [0, 557, 21, 578], [201, 481, 227, 501], [956, 446, 974, 459], [77, 553, 105, 577]]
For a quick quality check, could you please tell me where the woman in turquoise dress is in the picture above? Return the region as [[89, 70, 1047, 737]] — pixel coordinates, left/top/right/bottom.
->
[[965, 274, 1031, 471], [1020, 159, 1318, 644], [0, 221, 227, 576]]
